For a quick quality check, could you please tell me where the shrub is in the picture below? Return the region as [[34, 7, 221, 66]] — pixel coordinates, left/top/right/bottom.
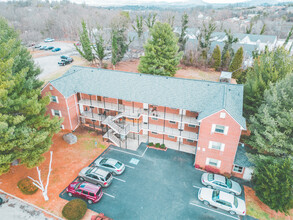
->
[[205, 165, 220, 174], [160, 144, 166, 149], [17, 178, 38, 195], [62, 199, 87, 220], [103, 63, 108, 69], [155, 143, 161, 148], [148, 142, 154, 146]]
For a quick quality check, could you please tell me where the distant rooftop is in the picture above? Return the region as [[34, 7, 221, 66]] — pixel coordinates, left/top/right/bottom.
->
[[49, 66, 246, 129]]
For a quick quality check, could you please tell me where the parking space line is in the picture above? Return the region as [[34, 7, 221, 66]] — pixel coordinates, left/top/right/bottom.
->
[[192, 185, 201, 189], [189, 202, 239, 220], [141, 146, 148, 157], [110, 146, 148, 158], [113, 177, 126, 182], [103, 192, 115, 199], [125, 165, 135, 169]]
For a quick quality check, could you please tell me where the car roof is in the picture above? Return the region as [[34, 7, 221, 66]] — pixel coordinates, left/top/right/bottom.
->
[[79, 182, 101, 193], [219, 191, 234, 202], [104, 158, 117, 166], [214, 174, 225, 183], [91, 167, 109, 177]]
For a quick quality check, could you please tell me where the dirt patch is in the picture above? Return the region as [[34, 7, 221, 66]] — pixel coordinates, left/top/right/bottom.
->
[[0, 127, 110, 219], [244, 186, 293, 220]]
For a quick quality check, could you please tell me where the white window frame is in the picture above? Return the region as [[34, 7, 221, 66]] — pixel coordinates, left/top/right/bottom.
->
[[168, 135, 175, 139], [186, 139, 194, 143], [151, 117, 158, 120], [51, 96, 59, 103], [206, 158, 221, 168], [233, 165, 244, 174], [169, 120, 176, 124], [151, 131, 158, 135], [208, 141, 225, 151], [49, 85, 53, 90], [61, 125, 65, 129], [188, 124, 196, 128], [51, 109, 62, 117], [220, 112, 226, 118], [211, 124, 229, 135]]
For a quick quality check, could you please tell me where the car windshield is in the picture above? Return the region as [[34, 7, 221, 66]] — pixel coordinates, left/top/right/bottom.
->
[[225, 178, 232, 188], [100, 158, 108, 164], [74, 182, 81, 190], [85, 168, 94, 175], [96, 188, 101, 196], [105, 173, 111, 181], [212, 190, 219, 201], [234, 197, 238, 208], [115, 162, 122, 168], [208, 173, 214, 181]]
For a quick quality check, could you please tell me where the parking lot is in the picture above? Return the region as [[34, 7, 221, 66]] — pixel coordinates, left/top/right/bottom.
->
[[60, 144, 245, 220]]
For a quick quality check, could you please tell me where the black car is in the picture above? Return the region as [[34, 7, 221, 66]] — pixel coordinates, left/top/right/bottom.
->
[[45, 46, 54, 50], [60, 55, 73, 63], [58, 59, 71, 66]]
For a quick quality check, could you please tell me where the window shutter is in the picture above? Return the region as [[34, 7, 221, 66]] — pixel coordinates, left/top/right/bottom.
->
[[211, 124, 216, 133], [56, 96, 59, 103], [59, 111, 62, 117], [208, 141, 213, 149], [205, 158, 210, 165], [221, 143, 225, 151], [217, 160, 221, 168], [51, 109, 55, 116], [61, 125, 64, 129], [224, 126, 229, 135]]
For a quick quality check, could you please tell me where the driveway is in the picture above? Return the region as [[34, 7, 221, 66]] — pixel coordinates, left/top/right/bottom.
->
[[60, 144, 246, 220]]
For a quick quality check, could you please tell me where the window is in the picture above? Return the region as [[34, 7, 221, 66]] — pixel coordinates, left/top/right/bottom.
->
[[82, 190, 89, 195], [206, 158, 221, 168], [151, 132, 158, 135], [233, 165, 243, 173], [212, 124, 229, 135], [49, 85, 53, 90], [169, 121, 176, 124], [51, 109, 61, 117], [168, 135, 175, 139], [220, 112, 226, 118], [186, 139, 194, 143], [151, 117, 158, 120], [188, 124, 196, 128], [61, 125, 64, 130], [209, 141, 225, 151], [51, 96, 58, 103], [89, 192, 95, 197]]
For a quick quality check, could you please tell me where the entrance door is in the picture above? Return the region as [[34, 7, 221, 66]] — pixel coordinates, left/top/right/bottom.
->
[[243, 167, 253, 180]]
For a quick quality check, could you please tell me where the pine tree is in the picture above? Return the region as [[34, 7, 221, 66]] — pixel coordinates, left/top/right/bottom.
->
[[247, 72, 293, 157], [75, 21, 94, 63], [222, 50, 231, 70], [197, 21, 216, 60], [145, 13, 157, 29], [93, 34, 106, 68], [138, 22, 183, 77], [229, 47, 243, 79], [132, 15, 143, 38], [244, 47, 293, 118], [0, 18, 61, 175], [178, 13, 189, 52], [211, 45, 221, 71], [252, 157, 293, 214], [222, 29, 238, 61], [260, 24, 266, 35], [283, 25, 293, 47], [245, 21, 254, 34]]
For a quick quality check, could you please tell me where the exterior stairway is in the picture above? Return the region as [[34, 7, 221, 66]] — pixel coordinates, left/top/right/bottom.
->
[[103, 129, 125, 147]]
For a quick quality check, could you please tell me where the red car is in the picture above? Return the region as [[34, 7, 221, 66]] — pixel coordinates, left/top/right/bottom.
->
[[66, 181, 103, 204]]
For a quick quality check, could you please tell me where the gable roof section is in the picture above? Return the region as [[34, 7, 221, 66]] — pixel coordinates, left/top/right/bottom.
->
[[234, 145, 254, 167], [50, 66, 246, 129]]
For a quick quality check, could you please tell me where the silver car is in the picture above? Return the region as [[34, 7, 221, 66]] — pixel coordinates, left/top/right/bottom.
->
[[94, 157, 125, 175], [79, 167, 113, 187], [198, 187, 246, 216], [201, 173, 242, 195]]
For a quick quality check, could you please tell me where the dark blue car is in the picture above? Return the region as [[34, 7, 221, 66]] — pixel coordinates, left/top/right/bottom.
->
[[52, 48, 61, 52]]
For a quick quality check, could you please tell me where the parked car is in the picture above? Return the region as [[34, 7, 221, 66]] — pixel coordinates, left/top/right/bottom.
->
[[60, 55, 73, 62], [34, 45, 41, 49], [94, 157, 125, 175], [79, 167, 113, 187], [58, 59, 71, 66], [198, 188, 246, 216], [52, 47, 61, 52], [201, 173, 242, 195], [45, 46, 54, 50], [39, 46, 47, 50], [44, 38, 54, 42], [66, 181, 103, 204]]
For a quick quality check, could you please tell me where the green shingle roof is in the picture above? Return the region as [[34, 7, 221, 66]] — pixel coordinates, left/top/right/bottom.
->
[[234, 145, 254, 167], [50, 66, 246, 129]]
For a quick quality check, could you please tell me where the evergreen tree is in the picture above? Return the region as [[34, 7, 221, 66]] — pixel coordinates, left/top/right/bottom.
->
[[0, 18, 61, 175], [283, 25, 293, 47], [145, 13, 157, 29], [178, 13, 189, 52], [222, 29, 238, 61], [260, 24, 266, 35], [222, 50, 231, 70], [211, 45, 221, 71], [244, 47, 293, 118], [197, 21, 216, 60], [93, 34, 106, 68], [252, 157, 293, 214], [247, 72, 293, 157], [229, 47, 243, 79], [132, 15, 143, 38], [75, 21, 94, 63], [246, 21, 254, 34], [138, 22, 183, 77]]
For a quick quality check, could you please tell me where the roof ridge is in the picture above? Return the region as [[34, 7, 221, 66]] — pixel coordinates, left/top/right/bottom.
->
[[50, 66, 84, 83]]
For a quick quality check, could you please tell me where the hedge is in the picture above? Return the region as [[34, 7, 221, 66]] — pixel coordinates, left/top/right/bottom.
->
[[62, 199, 87, 220], [17, 178, 38, 195]]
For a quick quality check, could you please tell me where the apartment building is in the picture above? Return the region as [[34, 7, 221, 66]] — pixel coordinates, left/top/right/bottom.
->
[[42, 66, 251, 179]]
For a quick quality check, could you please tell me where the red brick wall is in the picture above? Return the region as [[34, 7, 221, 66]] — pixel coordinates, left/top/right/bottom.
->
[[183, 139, 197, 146], [67, 94, 79, 130], [148, 131, 164, 139], [122, 100, 143, 108], [165, 107, 179, 114], [165, 135, 177, 142], [195, 110, 242, 174], [184, 124, 199, 133], [104, 97, 117, 104], [186, 110, 198, 118]]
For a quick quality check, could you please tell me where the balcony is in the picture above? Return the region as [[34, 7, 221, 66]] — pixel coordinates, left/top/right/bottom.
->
[[80, 111, 106, 121]]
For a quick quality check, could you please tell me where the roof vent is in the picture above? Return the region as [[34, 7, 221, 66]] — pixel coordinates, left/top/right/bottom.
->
[[91, 70, 93, 72]]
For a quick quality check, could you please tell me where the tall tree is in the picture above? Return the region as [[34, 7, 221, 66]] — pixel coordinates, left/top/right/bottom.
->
[[260, 23, 266, 35], [197, 21, 216, 60], [93, 34, 106, 68], [221, 50, 231, 70], [145, 13, 157, 29], [222, 29, 238, 60], [138, 22, 183, 77], [132, 15, 143, 39], [283, 25, 293, 47], [178, 13, 189, 52], [247, 72, 293, 157], [252, 157, 293, 214], [211, 45, 221, 71], [244, 47, 293, 118], [229, 47, 243, 79], [75, 21, 94, 63], [245, 21, 254, 34], [0, 18, 61, 175]]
